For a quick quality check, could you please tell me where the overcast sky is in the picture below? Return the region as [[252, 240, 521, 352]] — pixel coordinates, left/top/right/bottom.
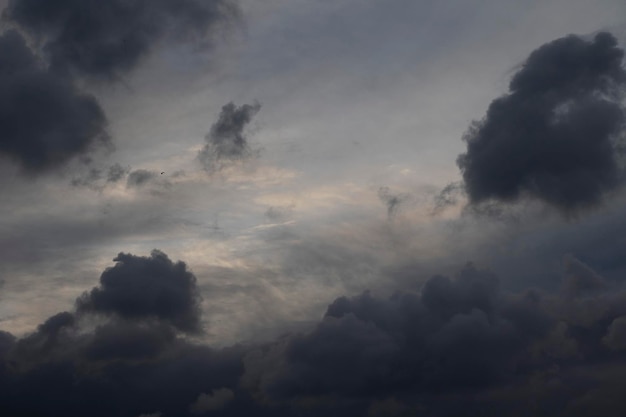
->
[[1, 1, 626, 416]]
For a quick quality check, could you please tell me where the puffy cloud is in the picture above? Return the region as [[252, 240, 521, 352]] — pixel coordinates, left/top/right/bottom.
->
[[76, 250, 203, 333], [457, 32, 626, 213], [0, 30, 108, 174], [3, 0, 241, 80]]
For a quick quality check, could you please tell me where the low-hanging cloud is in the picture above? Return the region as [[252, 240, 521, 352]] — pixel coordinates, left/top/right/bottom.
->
[[199, 101, 261, 172], [0, 30, 108, 174], [3, 0, 241, 80], [457, 32, 626, 213], [2, 250, 626, 415], [76, 250, 203, 333]]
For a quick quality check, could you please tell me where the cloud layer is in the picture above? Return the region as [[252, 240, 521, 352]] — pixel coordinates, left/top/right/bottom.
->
[[3, 250, 626, 416]]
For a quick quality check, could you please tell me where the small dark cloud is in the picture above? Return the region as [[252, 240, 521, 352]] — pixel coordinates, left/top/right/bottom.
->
[[457, 32, 626, 213], [76, 250, 203, 333], [377, 186, 408, 220], [199, 101, 261, 172], [0, 30, 109, 174], [126, 169, 158, 188], [3, 0, 241, 80]]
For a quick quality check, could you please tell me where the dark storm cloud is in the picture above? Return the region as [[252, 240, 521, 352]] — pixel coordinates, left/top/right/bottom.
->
[[0, 30, 108, 174], [3, 0, 241, 80], [242, 262, 626, 416], [199, 101, 261, 172], [457, 32, 626, 213], [3, 252, 626, 415], [76, 250, 203, 333]]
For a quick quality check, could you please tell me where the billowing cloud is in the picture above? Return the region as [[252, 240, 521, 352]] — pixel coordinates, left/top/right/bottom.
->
[[0, 30, 108, 174], [242, 261, 626, 416], [457, 32, 626, 213], [3, 251, 626, 416], [3, 0, 241, 79], [76, 250, 203, 333], [199, 101, 261, 172]]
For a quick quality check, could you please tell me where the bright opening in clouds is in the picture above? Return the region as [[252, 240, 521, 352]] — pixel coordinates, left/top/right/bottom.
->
[[1, 0, 626, 416]]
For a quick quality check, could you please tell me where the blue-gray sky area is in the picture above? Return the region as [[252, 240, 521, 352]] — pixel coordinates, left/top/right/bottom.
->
[[1, 1, 626, 416]]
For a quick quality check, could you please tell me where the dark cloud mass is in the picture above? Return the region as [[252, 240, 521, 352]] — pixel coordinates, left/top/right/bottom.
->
[[3, 0, 240, 79], [76, 250, 203, 333], [3, 251, 626, 415], [199, 101, 261, 172], [0, 30, 108, 173], [457, 32, 626, 212]]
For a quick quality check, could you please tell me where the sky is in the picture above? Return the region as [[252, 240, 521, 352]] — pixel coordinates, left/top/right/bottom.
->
[[1, 0, 626, 416]]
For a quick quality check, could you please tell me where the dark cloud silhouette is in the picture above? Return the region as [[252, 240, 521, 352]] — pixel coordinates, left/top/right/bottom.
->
[[0, 30, 108, 174], [76, 250, 203, 333], [457, 32, 626, 213], [3, 0, 241, 80], [3, 253, 626, 416], [199, 101, 261, 172], [243, 261, 626, 416]]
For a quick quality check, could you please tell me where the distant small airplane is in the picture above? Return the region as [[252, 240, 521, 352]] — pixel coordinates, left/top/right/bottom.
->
[[160, 172, 165, 175]]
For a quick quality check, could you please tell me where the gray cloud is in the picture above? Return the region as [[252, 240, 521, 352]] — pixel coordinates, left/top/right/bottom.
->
[[199, 101, 261, 172], [3, 249, 626, 416], [457, 32, 626, 213], [243, 261, 626, 416], [3, 0, 241, 80], [377, 186, 408, 220], [76, 250, 203, 333], [432, 182, 464, 214], [0, 30, 109, 174], [127, 169, 158, 188]]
